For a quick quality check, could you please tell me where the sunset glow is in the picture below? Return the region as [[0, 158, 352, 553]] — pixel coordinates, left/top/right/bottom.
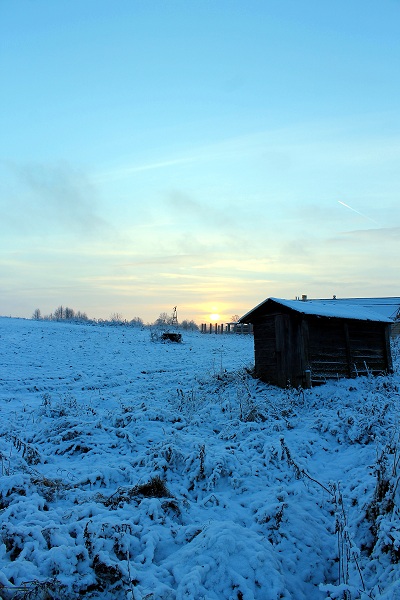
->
[[1, 2, 399, 322]]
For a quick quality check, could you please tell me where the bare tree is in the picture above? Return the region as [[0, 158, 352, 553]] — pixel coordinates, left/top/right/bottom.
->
[[50, 306, 88, 321], [53, 306, 64, 320], [180, 319, 199, 331], [231, 314, 240, 323], [32, 308, 42, 320], [110, 313, 124, 324], [75, 311, 88, 321], [64, 307, 75, 320], [129, 317, 144, 327], [155, 312, 173, 326]]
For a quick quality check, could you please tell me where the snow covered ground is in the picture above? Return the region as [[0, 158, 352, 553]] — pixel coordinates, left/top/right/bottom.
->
[[0, 317, 399, 600]]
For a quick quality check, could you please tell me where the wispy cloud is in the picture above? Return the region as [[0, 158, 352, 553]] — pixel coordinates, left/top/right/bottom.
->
[[4, 161, 110, 237], [166, 189, 238, 228], [341, 226, 400, 240], [93, 157, 195, 183]]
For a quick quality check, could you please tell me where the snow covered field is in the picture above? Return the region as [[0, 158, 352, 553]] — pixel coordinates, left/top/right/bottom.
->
[[0, 317, 399, 600]]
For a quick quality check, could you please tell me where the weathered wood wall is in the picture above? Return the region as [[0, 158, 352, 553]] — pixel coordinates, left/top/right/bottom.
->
[[253, 313, 392, 388], [253, 316, 278, 383], [307, 319, 350, 380], [348, 321, 392, 374]]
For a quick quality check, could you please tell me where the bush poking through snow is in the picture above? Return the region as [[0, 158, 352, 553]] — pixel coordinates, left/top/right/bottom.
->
[[0, 577, 68, 600], [97, 476, 171, 509], [134, 475, 170, 498], [5, 435, 42, 466], [365, 436, 400, 564]]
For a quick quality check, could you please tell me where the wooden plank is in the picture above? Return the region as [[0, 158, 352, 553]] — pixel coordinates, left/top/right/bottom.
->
[[254, 316, 278, 384]]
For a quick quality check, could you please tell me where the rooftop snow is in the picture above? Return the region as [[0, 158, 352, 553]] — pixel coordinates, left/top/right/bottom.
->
[[316, 297, 400, 320], [241, 297, 394, 323]]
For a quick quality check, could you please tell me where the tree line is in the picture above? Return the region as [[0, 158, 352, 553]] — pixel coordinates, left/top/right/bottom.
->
[[31, 307, 199, 330], [32, 306, 90, 322]]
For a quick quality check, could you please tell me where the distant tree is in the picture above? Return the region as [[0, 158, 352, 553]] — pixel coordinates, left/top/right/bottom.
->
[[53, 306, 64, 320], [64, 307, 75, 320], [129, 316, 144, 327], [231, 314, 240, 323], [110, 313, 124, 324], [155, 312, 173, 326], [32, 308, 42, 320], [180, 319, 199, 331], [75, 311, 88, 321], [50, 306, 89, 321]]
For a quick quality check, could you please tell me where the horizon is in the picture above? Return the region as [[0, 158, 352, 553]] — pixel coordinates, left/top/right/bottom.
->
[[2, 1, 399, 324]]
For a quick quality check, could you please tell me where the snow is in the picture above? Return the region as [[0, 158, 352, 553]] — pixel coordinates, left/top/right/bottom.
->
[[0, 317, 399, 599], [315, 298, 400, 321], [241, 298, 393, 323]]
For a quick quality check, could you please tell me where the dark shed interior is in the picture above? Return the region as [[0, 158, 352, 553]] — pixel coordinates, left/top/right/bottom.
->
[[240, 298, 393, 388]]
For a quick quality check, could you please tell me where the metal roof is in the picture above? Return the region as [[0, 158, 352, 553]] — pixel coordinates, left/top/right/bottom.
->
[[240, 297, 394, 323], [315, 297, 400, 320]]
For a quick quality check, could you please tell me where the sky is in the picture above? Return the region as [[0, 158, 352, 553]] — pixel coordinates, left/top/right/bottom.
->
[[1, 0, 400, 324]]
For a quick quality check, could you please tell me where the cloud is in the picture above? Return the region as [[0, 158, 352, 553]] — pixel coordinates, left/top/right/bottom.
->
[[324, 227, 400, 250], [341, 226, 400, 240], [167, 190, 208, 217], [166, 189, 238, 230], [119, 254, 203, 268], [3, 161, 109, 237], [93, 157, 195, 183]]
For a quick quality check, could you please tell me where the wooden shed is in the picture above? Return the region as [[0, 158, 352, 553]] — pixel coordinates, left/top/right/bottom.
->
[[239, 297, 393, 388]]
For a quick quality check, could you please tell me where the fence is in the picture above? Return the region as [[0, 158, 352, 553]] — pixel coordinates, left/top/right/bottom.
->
[[200, 323, 253, 335]]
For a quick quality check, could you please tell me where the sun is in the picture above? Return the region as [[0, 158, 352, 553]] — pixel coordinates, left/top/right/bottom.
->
[[210, 313, 220, 322]]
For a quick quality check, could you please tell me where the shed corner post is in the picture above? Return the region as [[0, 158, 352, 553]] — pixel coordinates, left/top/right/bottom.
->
[[304, 369, 312, 389], [385, 324, 394, 372]]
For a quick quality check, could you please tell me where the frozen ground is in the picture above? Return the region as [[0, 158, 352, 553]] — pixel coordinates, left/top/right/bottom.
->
[[0, 317, 399, 599]]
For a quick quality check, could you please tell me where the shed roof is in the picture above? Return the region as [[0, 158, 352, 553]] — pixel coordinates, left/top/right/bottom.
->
[[240, 297, 393, 324], [316, 297, 400, 320]]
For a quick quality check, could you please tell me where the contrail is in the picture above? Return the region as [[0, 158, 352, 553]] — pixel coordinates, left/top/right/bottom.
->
[[338, 200, 379, 225]]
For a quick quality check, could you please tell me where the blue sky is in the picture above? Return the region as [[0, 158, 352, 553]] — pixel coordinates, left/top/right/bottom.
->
[[1, 0, 400, 323]]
